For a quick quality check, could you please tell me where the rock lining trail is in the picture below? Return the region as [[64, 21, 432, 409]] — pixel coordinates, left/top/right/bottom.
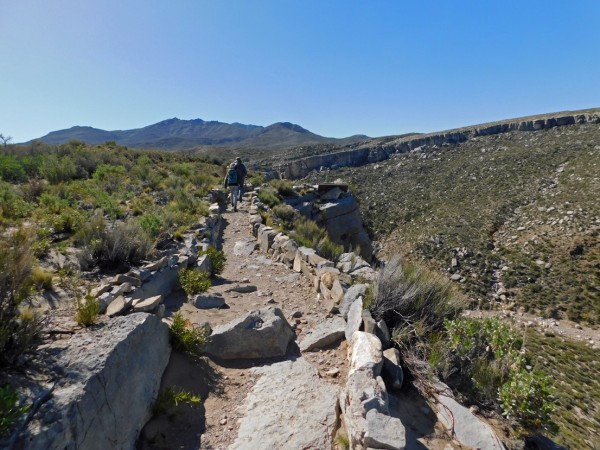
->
[[139, 198, 473, 450], [140, 200, 350, 450]]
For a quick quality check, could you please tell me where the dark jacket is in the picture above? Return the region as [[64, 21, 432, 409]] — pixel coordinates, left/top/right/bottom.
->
[[234, 162, 247, 181]]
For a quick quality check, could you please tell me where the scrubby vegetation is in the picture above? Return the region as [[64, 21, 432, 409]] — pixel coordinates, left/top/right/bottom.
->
[[319, 123, 600, 447], [178, 269, 211, 296], [331, 124, 600, 323], [152, 386, 201, 417], [75, 293, 101, 327], [169, 312, 210, 358], [0, 229, 42, 368], [0, 385, 31, 437], [198, 246, 227, 276], [370, 257, 557, 438]]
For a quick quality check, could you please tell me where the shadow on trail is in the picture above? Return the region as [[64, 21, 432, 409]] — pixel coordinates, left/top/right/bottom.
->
[[137, 352, 222, 450], [202, 340, 302, 372], [388, 385, 437, 450]]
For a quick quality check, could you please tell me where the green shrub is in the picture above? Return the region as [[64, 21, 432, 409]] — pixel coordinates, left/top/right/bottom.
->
[[257, 187, 282, 207], [97, 221, 154, 269], [0, 228, 41, 368], [269, 179, 296, 197], [31, 267, 53, 291], [92, 164, 126, 193], [178, 269, 211, 295], [272, 204, 298, 229], [75, 293, 100, 327], [0, 154, 27, 183], [153, 386, 201, 417], [0, 182, 35, 221], [247, 172, 265, 187], [317, 236, 344, 263], [0, 385, 31, 437], [130, 193, 154, 216], [198, 246, 227, 275], [290, 217, 325, 248], [39, 154, 77, 184], [169, 312, 210, 357], [138, 213, 163, 238], [499, 359, 556, 432]]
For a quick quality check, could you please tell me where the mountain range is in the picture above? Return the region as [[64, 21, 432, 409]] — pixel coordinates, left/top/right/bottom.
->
[[27, 118, 369, 151]]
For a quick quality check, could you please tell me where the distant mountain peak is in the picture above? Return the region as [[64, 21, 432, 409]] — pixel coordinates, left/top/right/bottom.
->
[[27, 118, 368, 150]]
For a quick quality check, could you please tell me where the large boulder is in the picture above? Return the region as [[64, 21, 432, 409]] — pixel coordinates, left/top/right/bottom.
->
[[203, 307, 295, 359], [14, 314, 170, 450]]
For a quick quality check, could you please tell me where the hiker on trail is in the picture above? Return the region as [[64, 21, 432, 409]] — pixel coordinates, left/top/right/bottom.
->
[[234, 157, 248, 202], [224, 162, 239, 212]]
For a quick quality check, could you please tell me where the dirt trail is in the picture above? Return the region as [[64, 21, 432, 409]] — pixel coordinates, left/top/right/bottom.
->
[[139, 200, 472, 450]]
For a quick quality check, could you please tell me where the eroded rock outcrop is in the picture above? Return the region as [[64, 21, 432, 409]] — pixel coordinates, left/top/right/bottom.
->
[[279, 111, 600, 179]]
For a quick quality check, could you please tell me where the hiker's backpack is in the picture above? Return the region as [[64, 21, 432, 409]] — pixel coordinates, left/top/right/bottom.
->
[[227, 168, 238, 185]]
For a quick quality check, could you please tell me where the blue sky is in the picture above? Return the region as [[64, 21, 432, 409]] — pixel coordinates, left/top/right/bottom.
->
[[1, 1, 599, 143]]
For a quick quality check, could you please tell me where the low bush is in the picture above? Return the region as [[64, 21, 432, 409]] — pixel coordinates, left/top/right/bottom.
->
[[199, 246, 227, 275], [75, 293, 100, 327], [370, 256, 466, 394], [96, 221, 154, 269], [257, 187, 282, 207], [31, 267, 53, 291], [153, 386, 201, 417], [317, 236, 344, 263], [290, 217, 325, 248], [138, 213, 163, 238], [178, 269, 211, 295], [272, 204, 298, 229], [0, 228, 41, 368], [269, 179, 296, 197], [0, 385, 31, 437], [39, 154, 77, 184], [247, 172, 265, 187], [169, 312, 210, 357]]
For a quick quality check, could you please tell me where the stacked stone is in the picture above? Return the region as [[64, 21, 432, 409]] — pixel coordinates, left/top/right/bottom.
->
[[86, 212, 223, 318]]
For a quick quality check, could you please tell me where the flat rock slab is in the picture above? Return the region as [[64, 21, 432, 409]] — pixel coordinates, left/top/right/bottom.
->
[[299, 316, 346, 352], [231, 358, 339, 450], [436, 393, 504, 450], [233, 240, 257, 257]]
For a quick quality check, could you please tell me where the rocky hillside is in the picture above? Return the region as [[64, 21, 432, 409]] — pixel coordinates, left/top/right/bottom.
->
[[26, 118, 369, 151]]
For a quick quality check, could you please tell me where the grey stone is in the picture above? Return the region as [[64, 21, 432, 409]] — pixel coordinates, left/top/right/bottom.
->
[[132, 295, 163, 312], [330, 278, 345, 304], [340, 284, 368, 319], [349, 331, 383, 376], [320, 186, 343, 201], [376, 319, 391, 349], [340, 369, 389, 450], [115, 273, 142, 287], [130, 266, 179, 301], [364, 409, 406, 450], [111, 282, 132, 297], [105, 295, 132, 317], [231, 359, 338, 450], [345, 297, 364, 341], [436, 387, 504, 450], [143, 256, 168, 271], [297, 246, 316, 262], [203, 307, 294, 360], [233, 240, 257, 257], [226, 284, 258, 293], [97, 292, 115, 313], [196, 254, 213, 275], [382, 348, 404, 390], [189, 293, 225, 309], [259, 227, 277, 252], [299, 316, 346, 352], [16, 314, 169, 450], [155, 304, 165, 319], [90, 283, 111, 298], [362, 309, 377, 334]]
